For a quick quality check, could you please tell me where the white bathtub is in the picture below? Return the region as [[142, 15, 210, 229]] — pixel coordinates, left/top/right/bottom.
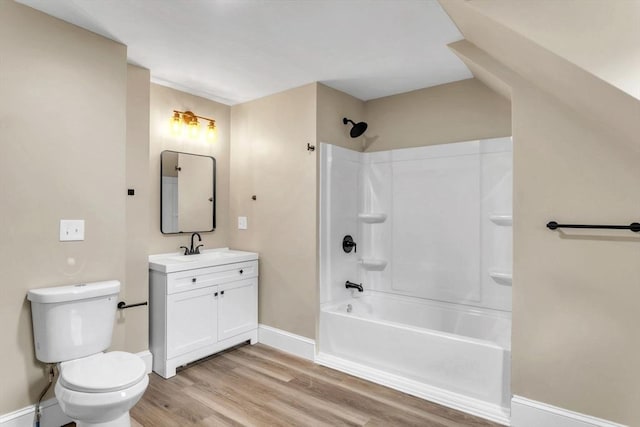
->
[[317, 292, 511, 424]]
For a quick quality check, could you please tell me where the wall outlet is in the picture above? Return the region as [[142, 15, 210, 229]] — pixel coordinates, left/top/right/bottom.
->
[[60, 219, 85, 241], [238, 216, 248, 230]]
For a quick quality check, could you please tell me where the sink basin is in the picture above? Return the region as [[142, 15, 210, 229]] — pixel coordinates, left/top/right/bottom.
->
[[149, 248, 258, 273], [167, 252, 236, 262]]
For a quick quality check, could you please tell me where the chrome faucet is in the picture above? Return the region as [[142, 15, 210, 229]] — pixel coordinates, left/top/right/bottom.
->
[[345, 281, 363, 292], [179, 233, 203, 255]]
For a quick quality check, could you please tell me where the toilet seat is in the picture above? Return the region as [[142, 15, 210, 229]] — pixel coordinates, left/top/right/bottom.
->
[[59, 351, 147, 393]]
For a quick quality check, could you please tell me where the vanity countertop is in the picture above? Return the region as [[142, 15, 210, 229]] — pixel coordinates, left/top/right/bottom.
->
[[149, 248, 259, 273]]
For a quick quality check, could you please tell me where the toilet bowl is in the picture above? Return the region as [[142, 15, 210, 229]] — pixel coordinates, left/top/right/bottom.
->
[[27, 281, 149, 427], [55, 351, 148, 427]]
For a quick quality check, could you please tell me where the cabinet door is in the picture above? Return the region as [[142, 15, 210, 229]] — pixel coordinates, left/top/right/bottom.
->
[[167, 286, 217, 359], [218, 278, 257, 341]]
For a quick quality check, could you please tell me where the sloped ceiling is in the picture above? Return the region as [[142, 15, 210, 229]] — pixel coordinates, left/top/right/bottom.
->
[[440, 0, 639, 144], [463, 0, 640, 100]]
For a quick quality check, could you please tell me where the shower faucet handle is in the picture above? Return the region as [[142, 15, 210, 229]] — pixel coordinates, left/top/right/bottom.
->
[[342, 235, 357, 253]]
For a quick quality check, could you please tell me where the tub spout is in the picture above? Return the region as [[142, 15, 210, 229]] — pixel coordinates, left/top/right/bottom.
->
[[345, 281, 363, 292]]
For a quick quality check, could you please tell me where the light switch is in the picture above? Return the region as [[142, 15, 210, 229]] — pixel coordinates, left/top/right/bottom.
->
[[238, 216, 248, 230], [60, 219, 85, 241]]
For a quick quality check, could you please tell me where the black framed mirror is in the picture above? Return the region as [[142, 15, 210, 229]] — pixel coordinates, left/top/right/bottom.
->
[[161, 150, 216, 234]]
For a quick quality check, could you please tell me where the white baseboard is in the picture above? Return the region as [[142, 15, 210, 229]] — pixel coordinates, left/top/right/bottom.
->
[[257, 324, 316, 361], [0, 349, 152, 427], [316, 352, 510, 426], [0, 397, 70, 427], [511, 396, 627, 427]]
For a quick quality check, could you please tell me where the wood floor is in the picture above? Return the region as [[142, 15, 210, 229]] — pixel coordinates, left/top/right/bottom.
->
[[122, 344, 504, 426]]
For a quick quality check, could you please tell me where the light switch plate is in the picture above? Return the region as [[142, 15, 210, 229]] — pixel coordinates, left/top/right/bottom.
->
[[238, 216, 248, 230], [60, 219, 85, 241]]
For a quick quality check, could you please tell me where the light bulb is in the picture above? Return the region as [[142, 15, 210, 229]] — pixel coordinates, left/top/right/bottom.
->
[[170, 112, 181, 134], [207, 120, 216, 141], [188, 119, 199, 138]]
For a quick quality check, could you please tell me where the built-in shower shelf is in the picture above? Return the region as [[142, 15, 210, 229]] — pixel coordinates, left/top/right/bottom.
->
[[358, 213, 387, 223], [489, 271, 512, 286], [489, 214, 513, 226], [358, 258, 388, 270]]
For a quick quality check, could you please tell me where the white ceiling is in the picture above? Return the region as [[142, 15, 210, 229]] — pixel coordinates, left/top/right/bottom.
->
[[17, 0, 472, 105]]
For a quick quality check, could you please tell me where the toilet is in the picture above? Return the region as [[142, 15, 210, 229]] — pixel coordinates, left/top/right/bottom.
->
[[27, 280, 149, 427]]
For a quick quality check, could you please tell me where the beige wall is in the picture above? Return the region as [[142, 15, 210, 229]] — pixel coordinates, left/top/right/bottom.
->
[[512, 84, 640, 424], [441, 1, 640, 423], [148, 84, 231, 254], [230, 84, 318, 338], [0, 1, 128, 413], [316, 83, 366, 151], [125, 64, 151, 352], [364, 78, 511, 151]]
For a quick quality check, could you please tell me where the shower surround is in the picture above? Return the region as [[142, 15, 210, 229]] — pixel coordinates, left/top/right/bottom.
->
[[318, 138, 513, 424]]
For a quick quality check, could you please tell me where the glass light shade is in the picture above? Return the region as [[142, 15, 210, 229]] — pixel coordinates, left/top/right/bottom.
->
[[207, 121, 216, 141], [188, 120, 199, 138], [170, 113, 182, 134]]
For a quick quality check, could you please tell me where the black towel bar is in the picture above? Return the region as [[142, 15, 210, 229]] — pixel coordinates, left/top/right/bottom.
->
[[546, 221, 640, 232]]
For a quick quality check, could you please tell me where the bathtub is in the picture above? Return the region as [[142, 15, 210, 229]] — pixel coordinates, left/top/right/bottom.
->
[[317, 292, 511, 424]]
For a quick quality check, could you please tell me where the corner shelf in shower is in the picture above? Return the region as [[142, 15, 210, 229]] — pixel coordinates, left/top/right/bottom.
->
[[489, 271, 512, 286], [357, 213, 387, 223], [358, 258, 388, 271], [489, 214, 513, 226]]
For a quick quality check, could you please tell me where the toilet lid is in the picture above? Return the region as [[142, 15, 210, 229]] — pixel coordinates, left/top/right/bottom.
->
[[59, 351, 147, 393]]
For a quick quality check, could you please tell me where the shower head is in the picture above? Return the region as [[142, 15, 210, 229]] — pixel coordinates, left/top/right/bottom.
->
[[343, 117, 368, 138]]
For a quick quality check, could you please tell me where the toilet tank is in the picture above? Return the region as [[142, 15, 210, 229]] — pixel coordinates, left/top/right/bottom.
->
[[27, 280, 120, 363]]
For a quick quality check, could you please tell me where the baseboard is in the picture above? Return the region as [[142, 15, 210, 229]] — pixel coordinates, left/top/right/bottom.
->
[[511, 396, 627, 427], [316, 352, 510, 426], [0, 397, 70, 427], [0, 350, 152, 427], [136, 349, 153, 374], [257, 324, 316, 361]]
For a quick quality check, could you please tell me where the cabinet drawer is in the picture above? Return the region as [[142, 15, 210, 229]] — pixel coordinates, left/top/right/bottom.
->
[[167, 260, 258, 294]]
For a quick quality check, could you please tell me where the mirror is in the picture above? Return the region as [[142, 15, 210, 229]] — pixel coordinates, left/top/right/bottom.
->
[[161, 150, 216, 234]]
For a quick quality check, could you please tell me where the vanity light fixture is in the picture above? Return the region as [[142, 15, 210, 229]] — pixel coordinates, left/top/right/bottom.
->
[[170, 110, 217, 141]]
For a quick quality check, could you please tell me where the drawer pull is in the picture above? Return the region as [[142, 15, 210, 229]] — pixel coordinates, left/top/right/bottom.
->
[[239, 269, 244, 274], [192, 278, 197, 283]]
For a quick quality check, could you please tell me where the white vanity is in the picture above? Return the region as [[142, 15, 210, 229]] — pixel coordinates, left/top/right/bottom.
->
[[149, 248, 259, 378]]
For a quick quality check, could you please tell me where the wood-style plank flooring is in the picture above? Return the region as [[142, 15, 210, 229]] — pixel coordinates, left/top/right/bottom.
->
[[123, 343, 503, 426]]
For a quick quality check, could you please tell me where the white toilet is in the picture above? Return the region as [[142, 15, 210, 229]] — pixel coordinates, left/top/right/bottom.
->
[[27, 280, 149, 427]]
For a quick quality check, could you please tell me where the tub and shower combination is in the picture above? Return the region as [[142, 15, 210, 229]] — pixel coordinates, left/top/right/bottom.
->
[[318, 139, 513, 424]]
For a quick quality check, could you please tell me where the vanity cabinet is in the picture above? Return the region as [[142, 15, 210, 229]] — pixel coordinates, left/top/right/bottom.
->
[[149, 250, 258, 378]]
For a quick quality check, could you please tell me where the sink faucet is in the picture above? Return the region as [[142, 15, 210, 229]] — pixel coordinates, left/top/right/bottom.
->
[[180, 233, 203, 255], [190, 232, 202, 255], [345, 281, 363, 292]]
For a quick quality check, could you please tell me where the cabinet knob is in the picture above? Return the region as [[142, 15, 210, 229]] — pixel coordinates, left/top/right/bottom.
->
[[221, 291, 225, 295], [239, 269, 243, 274], [192, 278, 197, 283], [214, 292, 218, 297]]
